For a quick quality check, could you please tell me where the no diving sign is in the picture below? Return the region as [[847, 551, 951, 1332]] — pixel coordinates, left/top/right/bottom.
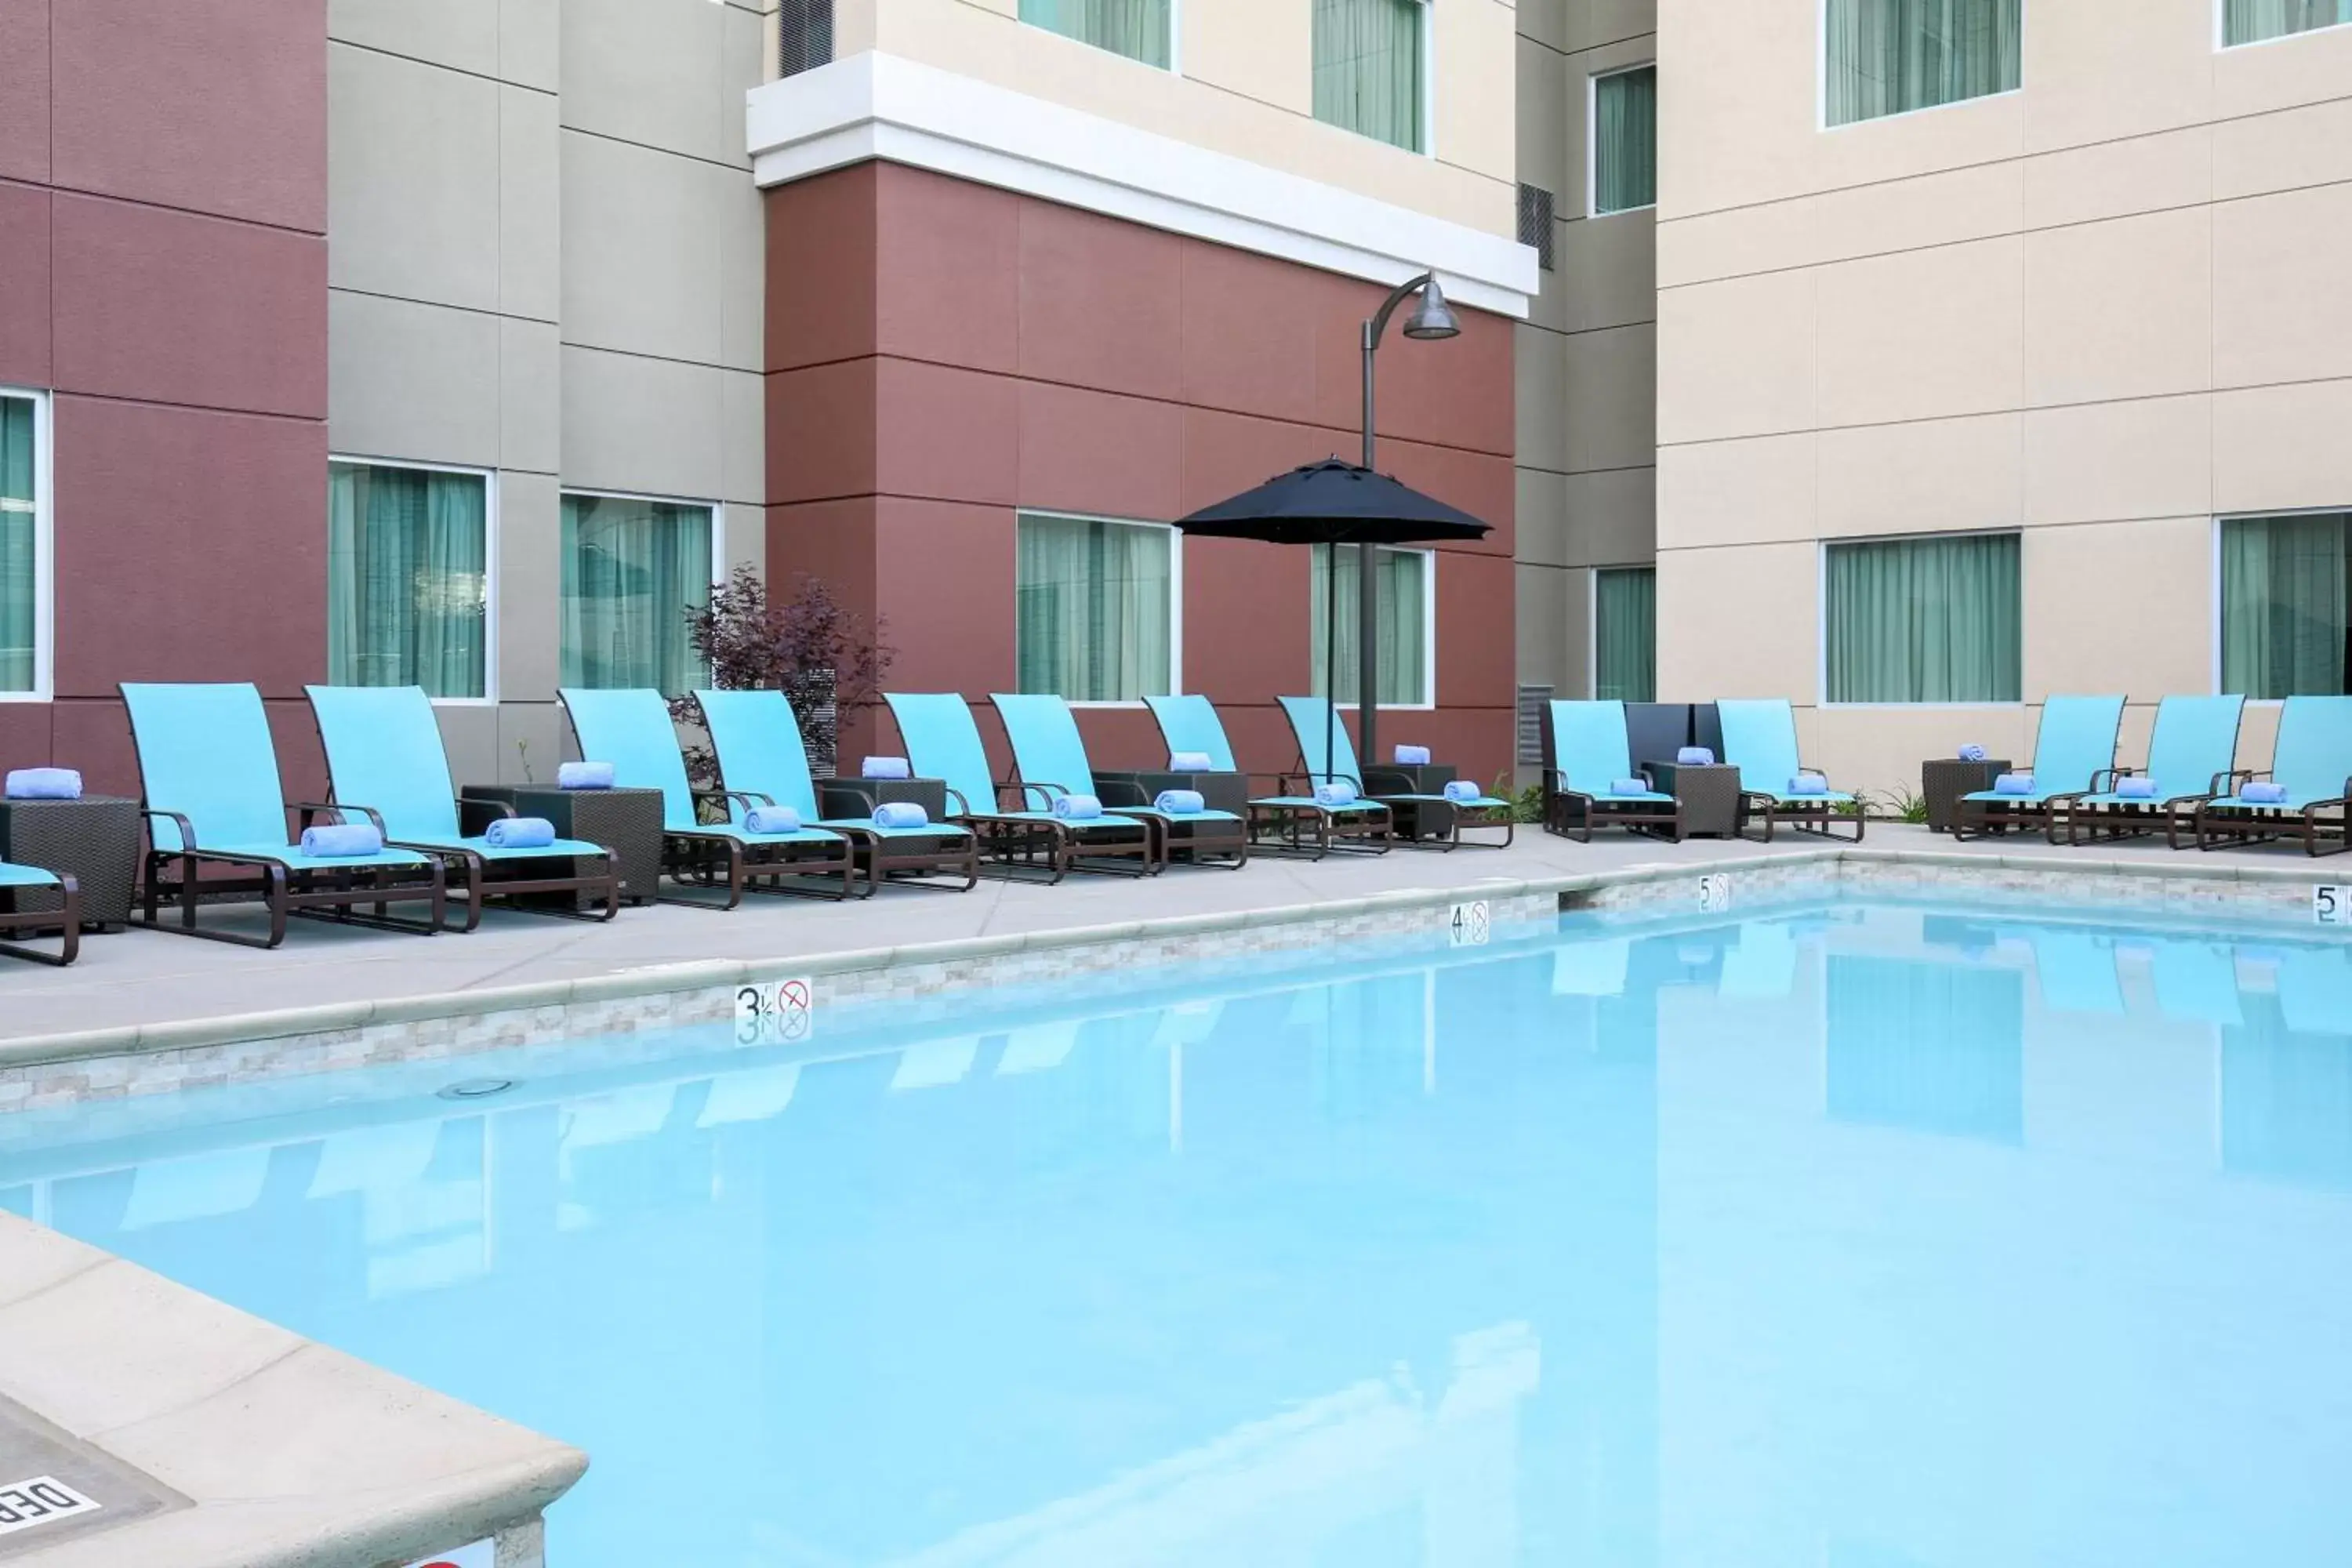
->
[[405, 1543, 492, 1568], [735, 977, 815, 1045]]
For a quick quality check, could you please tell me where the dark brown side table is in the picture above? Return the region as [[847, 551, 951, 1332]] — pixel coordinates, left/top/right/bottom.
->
[[1363, 762, 1461, 843], [1642, 760, 1742, 839], [1922, 758, 2012, 833], [816, 776, 950, 822], [467, 785, 666, 905], [0, 795, 140, 931], [1094, 770, 1250, 819]]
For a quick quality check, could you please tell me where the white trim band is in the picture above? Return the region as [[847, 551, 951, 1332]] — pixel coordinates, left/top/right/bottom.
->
[[746, 52, 1537, 319]]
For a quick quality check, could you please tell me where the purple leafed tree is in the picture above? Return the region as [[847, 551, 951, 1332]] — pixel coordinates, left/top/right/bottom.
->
[[669, 567, 895, 786]]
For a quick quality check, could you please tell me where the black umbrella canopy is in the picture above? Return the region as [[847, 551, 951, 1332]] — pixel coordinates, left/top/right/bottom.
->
[[1175, 459, 1493, 545]]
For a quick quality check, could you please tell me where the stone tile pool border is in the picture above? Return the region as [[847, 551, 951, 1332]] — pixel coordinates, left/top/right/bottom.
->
[[2, 846, 2343, 1110]]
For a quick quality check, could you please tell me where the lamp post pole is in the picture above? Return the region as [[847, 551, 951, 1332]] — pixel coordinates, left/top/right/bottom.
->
[[1356, 270, 1456, 768]]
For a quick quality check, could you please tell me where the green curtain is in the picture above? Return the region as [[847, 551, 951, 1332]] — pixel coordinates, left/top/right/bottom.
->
[[1314, 0, 1424, 152], [1015, 514, 1173, 701], [1824, 0, 2021, 127], [0, 397, 33, 692], [560, 495, 715, 695], [2224, 0, 2352, 45], [327, 462, 488, 699], [1825, 532, 2020, 703], [2221, 514, 2350, 699], [1309, 543, 1428, 706], [1594, 66, 1657, 215], [1595, 567, 1656, 702], [1018, 0, 1171, 67]]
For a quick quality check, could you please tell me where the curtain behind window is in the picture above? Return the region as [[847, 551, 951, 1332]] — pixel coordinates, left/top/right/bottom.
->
[[1594, 67, 1657, 214], [1825, 532, 2020, 703], [1018, 0, 1171, 67], [560, 495, 715, 695], [2224, 0, 2352, 45], [1310, 544, 1428, 706], [1015, 515, 1172, 701], [1314, 0, 1424, 152], [327, 463, 488, 699], [2221, 514, 2350, 699], [1825, 0, 2021, 127], [1595, 567, 1656, 702], [0, 398, 32, 691]]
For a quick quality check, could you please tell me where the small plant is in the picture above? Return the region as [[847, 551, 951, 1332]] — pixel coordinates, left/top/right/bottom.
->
[[669, 568, 895, 789], [514, 736, 535, 784], [1878, 786, 1932, 825]]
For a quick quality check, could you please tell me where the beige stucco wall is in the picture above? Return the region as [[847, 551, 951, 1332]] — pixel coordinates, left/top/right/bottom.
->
[[1653, 0, 2352, 797], [776, 0, 1519, 238]]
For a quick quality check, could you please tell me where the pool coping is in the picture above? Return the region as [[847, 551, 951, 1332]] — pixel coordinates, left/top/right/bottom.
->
[[3, 844, 2342, 1091]]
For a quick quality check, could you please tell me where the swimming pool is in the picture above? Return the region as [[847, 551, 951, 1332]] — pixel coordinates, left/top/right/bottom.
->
[[6, 899, 2351, 1565]]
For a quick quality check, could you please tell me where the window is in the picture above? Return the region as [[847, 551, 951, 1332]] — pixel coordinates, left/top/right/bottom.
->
[[1595, 567, 1656, 702], [1591, 65, 1657, 216], [1018, 0, 1173, 70], [1314, 0, 1426, 153], [1015, 513, 1175, 702], [327, 459, 490, 699], [2220, 512, 2350, 699], [1309, 543, 1432, 706], [2223, 0, 2352, 45], [1824, 0, 2021, 128], [1824, 532, 2020, 703], [0, 390, 45, 698], [560, 492, 718, 695]]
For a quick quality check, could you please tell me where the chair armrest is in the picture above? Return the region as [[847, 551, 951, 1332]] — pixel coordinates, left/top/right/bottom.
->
[[291, 800, 384, 834], [456, 796, 516, 835], [1094, 778, 1150, 808], [942, 785, 976, 816], [2089, 768, 2126, 792], [1011, 780, 1066, 809], [138, 807, 201, 852]]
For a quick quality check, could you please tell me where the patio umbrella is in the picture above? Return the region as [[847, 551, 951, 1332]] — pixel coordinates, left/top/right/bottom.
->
[[1176, 459, 1492, 772]]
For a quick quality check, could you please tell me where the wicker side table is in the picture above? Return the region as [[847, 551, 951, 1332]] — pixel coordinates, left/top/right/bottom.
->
[[1642, 760, 1742, 839], [1094, 770, 1250, 819], [816, 776, 951, 821], [1922, 758, 2012, 833], [0, 795, 141, 931], [468, 786, 666, 905]]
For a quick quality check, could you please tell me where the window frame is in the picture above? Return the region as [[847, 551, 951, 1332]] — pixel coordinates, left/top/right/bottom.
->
[[2215, 0, 2352, 49], [0, 386, 53, 704], [1014, 509, 1184, 710], [2210, 506, 2351, 705], [326, 453, 501, 707], [1015, 0, 1185, 75], [1588, 562, 1657, 702], [1815, 527, 2026, 709], [1309, 541, 1439, 711], [1817, 0, 2027, 132], [1586, 61, 1659, 220], [558, 485, 728, 696], [1310, 0, 1437, 158]]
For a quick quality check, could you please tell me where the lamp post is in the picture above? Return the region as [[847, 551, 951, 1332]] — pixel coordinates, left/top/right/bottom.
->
[[1355, 270, 1459, 765]]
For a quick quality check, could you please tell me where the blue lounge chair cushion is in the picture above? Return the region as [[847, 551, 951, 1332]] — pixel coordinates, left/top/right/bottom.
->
[[1717, 699, 1860, 808], [0, 861, 63, 890], [125, 683, 305, 854], [1144, 695, 1242, 773], [561, 688, 707, 832], [199, 840, 433, 872]]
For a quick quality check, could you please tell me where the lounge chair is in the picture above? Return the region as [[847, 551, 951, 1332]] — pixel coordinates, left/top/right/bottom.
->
[[2047, 694, 2244, 848], [0, 862, 78, 965], [1142, 694, 1392, 858], [307, 684, 621, 931], [695, 688, 979, 895], [882, 692, 1154, 881], [1543, 699, 1683, 842], [2192, 694, 2352, 856], [1715, 698, 1864, 843], [122, 681, 446, 947], [992, 693, 1248, 870], [1955, 695, 2126, 840], [559, 688, 855, 906], [1275, 695, 1515, 851]]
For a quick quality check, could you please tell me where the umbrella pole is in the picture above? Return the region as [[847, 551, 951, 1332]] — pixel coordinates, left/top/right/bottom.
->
[[1324, 539, 1339, 785]]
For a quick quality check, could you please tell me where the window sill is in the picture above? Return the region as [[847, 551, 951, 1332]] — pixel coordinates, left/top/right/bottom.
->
[[0, 691, 53, 704], [1822, 85, 2021, 133]]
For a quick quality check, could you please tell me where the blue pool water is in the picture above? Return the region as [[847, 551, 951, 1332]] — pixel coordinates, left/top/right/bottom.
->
[[8, 901, 2352, 1565]]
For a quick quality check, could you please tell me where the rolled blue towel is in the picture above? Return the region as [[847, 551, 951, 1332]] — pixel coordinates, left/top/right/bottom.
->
[[558, 760, 614, 790], [299, 822, 384, 858], [745, 804, 803, 834], [1610, 777, 1651, 797], [2114, 776, 2158, 800], [862, 756, 912, 780], [1155, 789, 1206, 815], [1443, 780, 1482, 804], [1393, 744, 1432, 766], [1676, 747, 1715, 766], [1169, 751, 1214, 773], [1994, 772, 2035, 796], [1959, 743, 1988, 762], [1788, 772, 1830, 797], [483, 815, 556, 850], [872, 801, 928, 829], [1052, 793, 1103, 820], [2239, 781, 2289, 805], [4, 768, 82, 800], [1313, 781, 1358, 808]]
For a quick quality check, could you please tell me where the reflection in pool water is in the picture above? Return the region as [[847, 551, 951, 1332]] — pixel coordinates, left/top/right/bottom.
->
[[5, 904, 2351, 1566]]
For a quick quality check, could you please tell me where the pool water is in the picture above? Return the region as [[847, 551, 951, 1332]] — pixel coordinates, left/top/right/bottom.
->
[[9, 902, 2352, 1566]]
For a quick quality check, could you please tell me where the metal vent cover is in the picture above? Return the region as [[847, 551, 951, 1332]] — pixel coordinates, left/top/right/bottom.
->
[[1516, 183, 1555, 271], [778, 0, 834, 79], [1515, 684, 1555, 768]]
